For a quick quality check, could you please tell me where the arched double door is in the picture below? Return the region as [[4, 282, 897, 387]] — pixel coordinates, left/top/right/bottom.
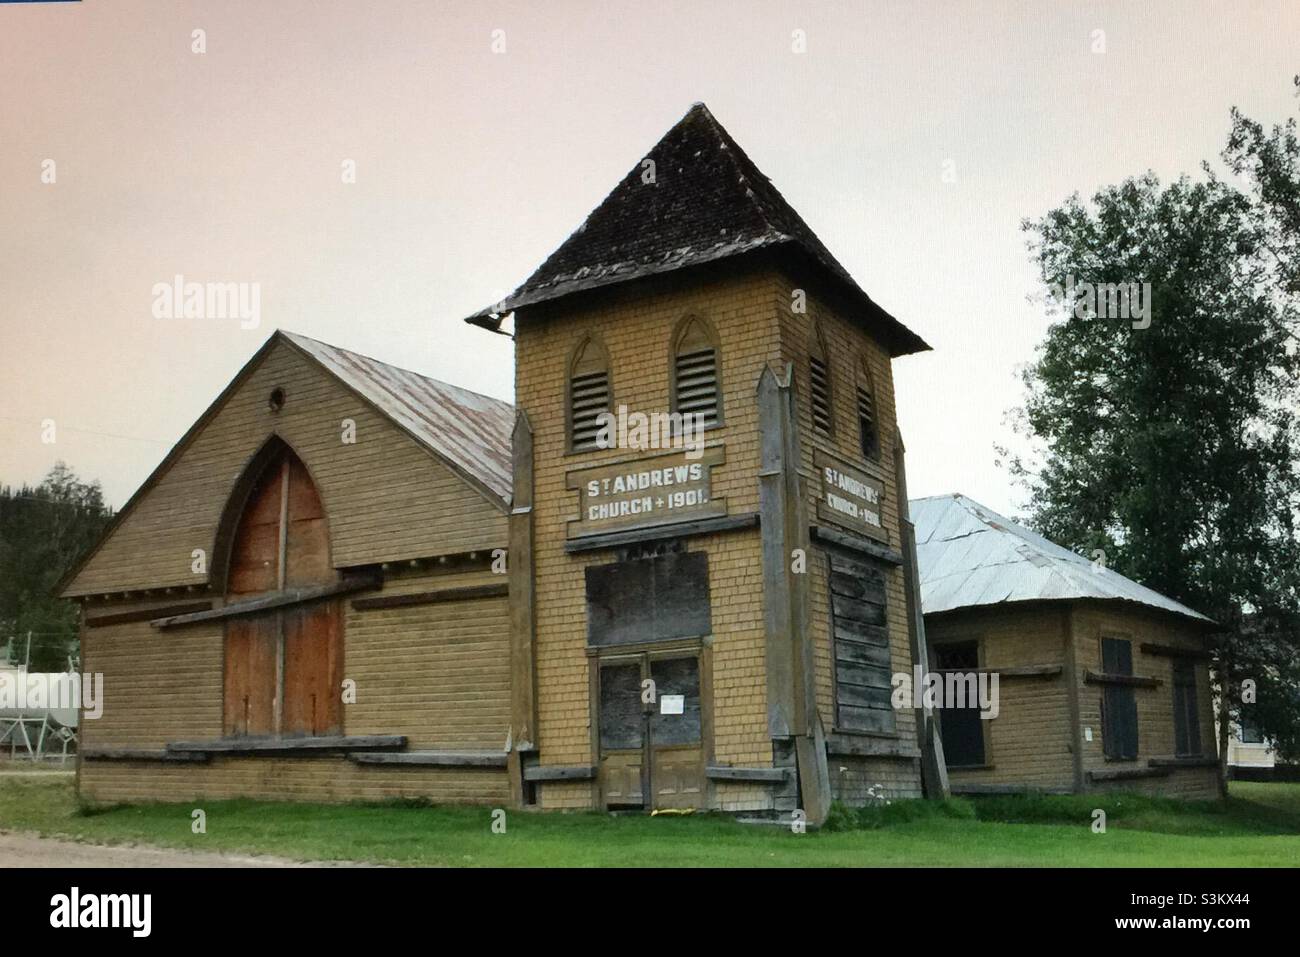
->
[[223, 446, 343, 738]]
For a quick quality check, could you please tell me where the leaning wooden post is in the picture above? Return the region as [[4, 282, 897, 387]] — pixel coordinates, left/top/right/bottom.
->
[[758, 363, 828, 824], [894, 433, 948, 799], [507, 410, 539, 807]]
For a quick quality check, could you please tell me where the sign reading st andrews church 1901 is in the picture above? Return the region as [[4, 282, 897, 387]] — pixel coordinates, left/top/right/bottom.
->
[[814, 449, 887, 543], [566, 446, 727, 539]]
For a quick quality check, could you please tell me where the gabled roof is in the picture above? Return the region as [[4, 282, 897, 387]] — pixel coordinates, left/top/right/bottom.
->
[[281, 332, 513, 504], [910, 493, 1213, 624], [465, 103, 929, 357], [57, 330, 514, 597]]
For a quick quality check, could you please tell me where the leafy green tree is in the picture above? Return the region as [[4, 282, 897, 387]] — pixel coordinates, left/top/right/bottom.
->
[[0, 463, 112, 671], [1012, 145, 1300, 778]]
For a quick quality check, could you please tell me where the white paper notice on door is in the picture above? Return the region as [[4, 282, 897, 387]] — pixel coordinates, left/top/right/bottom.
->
[[660, 694, 684, 715]]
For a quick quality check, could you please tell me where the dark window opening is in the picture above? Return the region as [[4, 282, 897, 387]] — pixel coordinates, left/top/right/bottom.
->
[[1172, 659, 1201, 756], [1101, 637, 1138, 760], [935, 641, 986, 767]]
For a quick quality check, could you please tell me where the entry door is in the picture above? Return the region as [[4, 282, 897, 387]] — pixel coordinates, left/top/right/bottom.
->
[[596, 653, 704, 810]]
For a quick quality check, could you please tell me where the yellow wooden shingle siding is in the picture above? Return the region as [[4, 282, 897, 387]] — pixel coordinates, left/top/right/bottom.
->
[[80, 759, 510, 806], [774, 275, 920, 765], [79, 611, 224, 750], [344, 567, 511, 751], [1071, 602, 1218, 798], [516, 269, 784, 809], [63, 338, 508, 598], [925, 605, 1075, 789]]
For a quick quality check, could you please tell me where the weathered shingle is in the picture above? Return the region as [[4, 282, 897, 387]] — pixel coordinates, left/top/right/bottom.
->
[[910, 493, 1213, 623], [466, 103, 929, 356]]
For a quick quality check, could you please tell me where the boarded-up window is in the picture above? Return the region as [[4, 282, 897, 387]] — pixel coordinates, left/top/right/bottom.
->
[[1100, 637, 1138, 760], [857, 359, 880, 461], [827, 552, 894, 733], [935, 641, 985, 767], [671, 318, 721, 429], [649, 656, 702, 746], [809, 325, 833, 437], [569, 337, 611, 452], [599, 662, 644, 751], [1172, 659, 1201, 757], [586, 552, 710, 647], [224, 447, 341, 738]]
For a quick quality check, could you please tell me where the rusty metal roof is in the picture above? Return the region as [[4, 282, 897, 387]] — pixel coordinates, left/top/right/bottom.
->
[[282, 332, 514, 506], [465, 103, 929, 358], [910, 493, 1212, 623]]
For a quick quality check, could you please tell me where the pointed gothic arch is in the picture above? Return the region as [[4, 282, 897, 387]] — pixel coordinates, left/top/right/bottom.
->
[[219, 438, 343, 738]]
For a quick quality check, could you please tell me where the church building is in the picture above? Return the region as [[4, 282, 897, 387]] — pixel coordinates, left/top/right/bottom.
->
[[61, 104, 938, 820]]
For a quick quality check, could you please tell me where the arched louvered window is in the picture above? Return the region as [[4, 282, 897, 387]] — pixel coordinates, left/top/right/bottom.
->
[[809, 324, 833, 437], [857, 357, 880, 461], [568, 336, 611, 452], [671, 316, 722, 428]]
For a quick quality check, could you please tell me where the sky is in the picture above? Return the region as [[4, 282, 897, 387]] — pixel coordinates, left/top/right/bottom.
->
[[2, 0, 1297, 516]]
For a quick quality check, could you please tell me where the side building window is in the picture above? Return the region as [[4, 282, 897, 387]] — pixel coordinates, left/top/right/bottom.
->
[[827, 551, 894, 734], [1172, 659, 1202, 756], [568, 336, 611, 452], [670, 316, 721, 429], [856, 357, 880, 461], [809, 324, 833, 437], [1100, 637, 1138, 760]]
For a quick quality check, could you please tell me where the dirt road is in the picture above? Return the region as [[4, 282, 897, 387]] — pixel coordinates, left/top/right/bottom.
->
[[0, 831, 372, 867]]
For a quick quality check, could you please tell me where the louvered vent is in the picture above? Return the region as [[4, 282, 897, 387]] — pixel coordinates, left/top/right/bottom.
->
[[570, 370, 610, 450], [810, 356, 832, 435], [674, 347, 719, 427], [857, 384, 879, 459]]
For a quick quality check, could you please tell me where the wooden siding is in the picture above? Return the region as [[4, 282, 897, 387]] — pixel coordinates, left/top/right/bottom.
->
[[64, 337, 507, 597], [79, 758, 509, 806], [515, 268, 782, 810], [777, 275, 920, 791], [925, 605, 1074, 790], [1072, 602, 1219, 799]]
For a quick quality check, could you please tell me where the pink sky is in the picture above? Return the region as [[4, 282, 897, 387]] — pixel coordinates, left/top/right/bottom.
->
[[2, 0, 1297, 513]]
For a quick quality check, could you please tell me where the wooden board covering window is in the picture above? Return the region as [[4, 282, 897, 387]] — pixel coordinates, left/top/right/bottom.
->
[[223, 448, 342, 738], [585, 552, 711, 647], [856, 360, 880, 461], [1100, 637, 1138, 760], [827, 551, 894, 734], [1172, 658, 1201, 757]]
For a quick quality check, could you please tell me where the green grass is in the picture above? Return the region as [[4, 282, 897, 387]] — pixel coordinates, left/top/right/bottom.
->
[[0, 776, 1297, 866]]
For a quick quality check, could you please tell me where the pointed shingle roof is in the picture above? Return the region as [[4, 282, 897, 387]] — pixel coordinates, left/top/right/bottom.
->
[[910, 493, 1213, 624], [466, 103, 929, 356]]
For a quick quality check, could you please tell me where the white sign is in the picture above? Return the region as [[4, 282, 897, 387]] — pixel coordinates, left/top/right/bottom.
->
[[660, 694, 685, 715]]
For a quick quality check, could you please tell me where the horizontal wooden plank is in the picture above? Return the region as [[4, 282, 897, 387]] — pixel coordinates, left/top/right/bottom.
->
[[351, 582, 508, 611], [1140, 642, 1212, 661], [1084, 670, 1160, 689], [824, 733, 920, 759], [836, 705, 895, 734], [834, 639, 891, 668], [949, 783, 1074, 796], [81, 748, 211, 763], [86, 602, 213, 628], [834, 620, 889, 647], [836, 660, 892, 691], [828, 571, 886, 605], [522, 764, 597, 781], [705, 766, 792, 784], [153, 576, 380, 629], [831, 593, 886, 627], [811, 525, 903, 565], [564, 512, 759, 554], [836, 683, 893, 709], [165, 734, 406, 755], [1088, 765, 1170, 782], [347, 750, 508, 768]]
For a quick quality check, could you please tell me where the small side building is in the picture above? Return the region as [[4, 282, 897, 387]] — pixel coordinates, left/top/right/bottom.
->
[[912, 494, 1221, 800]]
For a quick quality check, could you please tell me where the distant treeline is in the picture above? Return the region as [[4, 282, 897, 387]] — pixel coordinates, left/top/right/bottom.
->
[[0, 463, 113, 672]]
